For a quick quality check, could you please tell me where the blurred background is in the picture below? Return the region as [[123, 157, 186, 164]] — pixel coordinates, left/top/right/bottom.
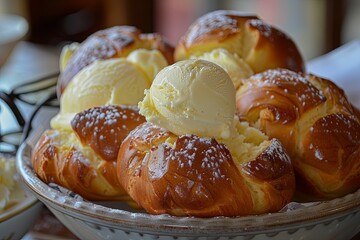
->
[[0, 0, 359, 61], [0, 1, 360, 238]]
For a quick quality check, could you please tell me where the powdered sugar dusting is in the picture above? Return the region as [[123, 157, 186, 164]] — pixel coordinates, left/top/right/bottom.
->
[[163, 135, 231, 182], [185, 13, 237, 46], [71, 105, 145, 161], [314, 149, 324, 161], [248, 19, 273, 38], [249, 69, 326, 109], [70, 149, 91, 166], [242, 139, 293, 180], [308, 113, 360, 163], [264, 139, 291, 163], [78, 37, 117, 64], [73, 105, 141, 138], [313, 113, 360, 142]]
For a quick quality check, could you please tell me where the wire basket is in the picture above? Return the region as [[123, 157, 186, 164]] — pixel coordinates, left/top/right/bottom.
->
[[0, 73, 59, 154]]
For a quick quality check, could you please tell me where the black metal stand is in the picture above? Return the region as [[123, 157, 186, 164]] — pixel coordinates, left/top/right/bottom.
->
[[0, 73, 59, 154]]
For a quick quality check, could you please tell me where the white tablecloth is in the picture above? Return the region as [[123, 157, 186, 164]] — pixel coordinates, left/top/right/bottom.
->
[[307, 40, 360, 108]]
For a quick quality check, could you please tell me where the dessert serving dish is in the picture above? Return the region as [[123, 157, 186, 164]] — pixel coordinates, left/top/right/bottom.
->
[[17, 138, 360, 240]]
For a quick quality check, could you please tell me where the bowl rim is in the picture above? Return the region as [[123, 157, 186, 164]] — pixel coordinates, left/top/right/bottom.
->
[[16, 141, 360, 236]]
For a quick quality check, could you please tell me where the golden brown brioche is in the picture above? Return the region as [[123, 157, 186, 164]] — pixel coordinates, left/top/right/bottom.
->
[[236, 68, 360, 200], [58, 26, 174, 95], [117, 122, 295, 217], [175, 10, 305, 75], [32, 105, 145, 200]]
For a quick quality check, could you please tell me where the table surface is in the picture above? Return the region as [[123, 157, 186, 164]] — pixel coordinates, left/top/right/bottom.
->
[[1, 40, 360, 240], [0, 41, 78, 240]]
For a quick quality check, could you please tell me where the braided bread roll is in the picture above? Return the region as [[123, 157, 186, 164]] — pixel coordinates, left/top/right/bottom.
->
[[175, 10, 305, 83], [58, 26, 174, 95], [236, 69, 360, 200], [117, 121, 295, 217], [32, 105, 145, 200]]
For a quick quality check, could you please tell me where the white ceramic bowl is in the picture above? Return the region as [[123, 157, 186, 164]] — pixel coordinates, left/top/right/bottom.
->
[[16, 139, 360, 240], [0, 14, 28, 67], [0, 185, 43, 240]]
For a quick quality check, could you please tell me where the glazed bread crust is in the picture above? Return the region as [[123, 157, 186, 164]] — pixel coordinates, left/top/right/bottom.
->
[[117, 122, 295, 217], [175, 10, 305, 75], [236, 69, 360, 200], [32, 105, 145, 200]]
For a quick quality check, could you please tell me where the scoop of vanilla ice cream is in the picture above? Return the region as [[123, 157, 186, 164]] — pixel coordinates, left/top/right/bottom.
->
[[139, 59, 236, 139], [193, 48, 254, 88], [127, 49, 168, 83], [59, 42, 80, 72], [51, 49, 168, 130]]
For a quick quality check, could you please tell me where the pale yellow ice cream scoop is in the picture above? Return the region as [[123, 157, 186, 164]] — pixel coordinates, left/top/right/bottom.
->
[[192, 48, 254, 88], [139, 59, 236, 139], [59, 42, 80, 72], [51, 49, 167, 130]]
